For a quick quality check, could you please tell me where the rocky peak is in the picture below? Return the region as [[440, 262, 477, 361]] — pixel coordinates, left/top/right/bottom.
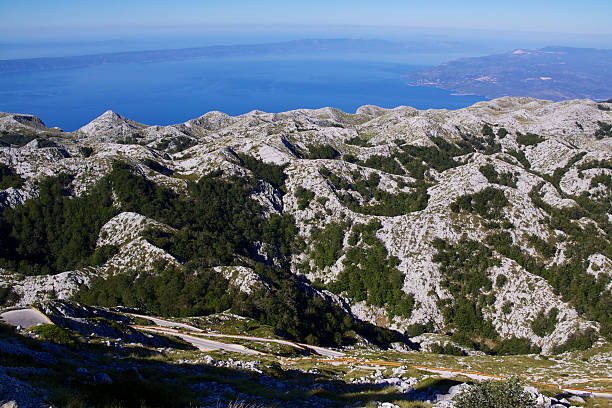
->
[[0, 112, 48, 133], [185, 110, 235, 131], [76, 109, 147, 141], [9, 114, 47, 129]]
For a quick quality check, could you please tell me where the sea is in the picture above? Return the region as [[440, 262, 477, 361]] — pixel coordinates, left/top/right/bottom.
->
[[0, 43, 487, 131]]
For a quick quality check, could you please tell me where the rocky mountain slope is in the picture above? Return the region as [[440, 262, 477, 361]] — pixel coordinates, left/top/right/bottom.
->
[[1, 97, 611, 355]]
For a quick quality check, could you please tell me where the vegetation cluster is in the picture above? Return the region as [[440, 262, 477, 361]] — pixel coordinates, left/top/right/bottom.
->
[[0, 163, 25, 189], [319, 166, 429, 217], [327, 220, 416, 318], [66, 159, 403, 347], [453, 377, 537, 408]]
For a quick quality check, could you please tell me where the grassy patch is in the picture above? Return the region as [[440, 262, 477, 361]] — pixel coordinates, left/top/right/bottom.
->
[[130, 316, 155, 325], [193, 334, 308, 357], [29, 324, 76, 346], [187, 314, 279, 338]]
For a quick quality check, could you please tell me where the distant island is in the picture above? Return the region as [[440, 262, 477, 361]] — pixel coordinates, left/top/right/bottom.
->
[[0, 38, 452, 74], [403, 46, 612, 101]]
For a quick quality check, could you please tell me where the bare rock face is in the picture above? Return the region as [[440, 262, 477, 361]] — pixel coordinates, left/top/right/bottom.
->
[[0, 113, 48, 133], [76, 110, 147, 142], [0, 187, 31, 208], [1, 97, 610, 352], [97, 212, 175, 248], [0, 270, 92, 307], [214, 266, 271, 294]]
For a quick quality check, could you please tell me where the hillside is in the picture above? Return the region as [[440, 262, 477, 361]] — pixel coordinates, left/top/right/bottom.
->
[[1, 97, 611, 358]]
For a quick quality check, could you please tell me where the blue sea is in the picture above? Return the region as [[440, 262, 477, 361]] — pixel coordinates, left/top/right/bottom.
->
[[0, 56, 486, 131]]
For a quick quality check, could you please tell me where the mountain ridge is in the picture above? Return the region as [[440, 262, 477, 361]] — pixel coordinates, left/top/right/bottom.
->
[[1, 96, 611, 356]]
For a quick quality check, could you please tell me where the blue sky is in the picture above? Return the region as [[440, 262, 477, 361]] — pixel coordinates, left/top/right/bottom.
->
[[2, 0, 612, 38]]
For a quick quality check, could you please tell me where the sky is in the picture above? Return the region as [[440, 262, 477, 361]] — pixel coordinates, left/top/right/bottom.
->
[[2, 0, 612, 41]]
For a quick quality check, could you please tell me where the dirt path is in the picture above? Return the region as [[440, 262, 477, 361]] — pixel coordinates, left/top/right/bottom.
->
[[128, 313, 203, 332], [136, 325, 263, 355], [127, 314, 611, 399], [128, 313, 344, 358]]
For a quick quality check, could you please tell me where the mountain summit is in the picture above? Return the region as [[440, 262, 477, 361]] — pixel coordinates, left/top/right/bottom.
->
[[76, 110, 147, 141]]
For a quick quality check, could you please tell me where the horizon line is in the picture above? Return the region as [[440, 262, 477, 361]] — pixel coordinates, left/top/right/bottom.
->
[[1, 22, 611, 39]]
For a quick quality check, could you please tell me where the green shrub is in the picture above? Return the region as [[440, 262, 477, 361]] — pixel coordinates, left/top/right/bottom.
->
[[305, 144, 340, 160], [143, 158, 173, 175], [507, 149, 530, 169], [0, 164, 25, 189], [405, 323, 432, 337], [79, 262, 402, 348], [399, 142, 459, 172], [338, 188, 428, 217], [0, 173, 117, 275], [78, 265, 233, 318], [343, 153, 358, 163], [89, 245, 119, 266], [541, 152, 586, 193], [526, 182, 612, 334], [600, 321, 612, 342], [131, 316, 155, 325], [320, 167, 429, 217], [453, 377, 537, 408], [236, 153, 287, 190], [552, 328, 598, 354], [482, 124, 495, 138], [0, 286, 19, 307], [527, 235, 556, 258], [79, 146, 94, 157], [479, 164, 517, 188], [295, 186, 315, 210], [495, 274, 508, 288], [450, 187, 509, 220], [590, 173, 612, 189], [429, 342, 466, 356], [495, 337, 541, 355], [167, 135, 197, 152], [597, 104, 611, 112], [345, 136, 373, 147], [0, 131, 37, 147], [479, 163, 498, 183], [30, 324, 76, 346], [456, 130, 501, 155], [433, 237, 498, 346], [311, 222, 347, 269], [329, 221, 414, 318], [516, 132, 544, 146], [594, 121, 612, 139], [530, 308, 558, 337], [361, 155, 405, 175]]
